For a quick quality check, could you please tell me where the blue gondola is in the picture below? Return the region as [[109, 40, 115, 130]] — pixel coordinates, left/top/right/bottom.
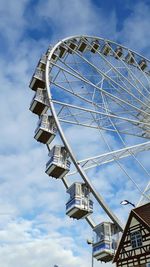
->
[[92, 222, 120, 262], [66, 182, 93, 219], [37, 54, 47, 70], [29, 88, 49, 116], [34, 115, 57, 144], [45, 146, 71, 178], [29, 67, 45, 91]]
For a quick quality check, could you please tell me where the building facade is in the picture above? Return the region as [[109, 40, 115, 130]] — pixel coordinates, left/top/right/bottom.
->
[[113, 203, 150, 267]]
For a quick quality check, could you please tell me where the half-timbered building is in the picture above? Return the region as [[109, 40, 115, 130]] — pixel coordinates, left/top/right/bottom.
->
[[113, 203, 150, 267]]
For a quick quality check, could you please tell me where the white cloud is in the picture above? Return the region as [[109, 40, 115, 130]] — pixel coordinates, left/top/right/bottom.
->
[[0, 0, 30, 47], [0, 0, 150, 266], [120, 2, 150, 55], [36, 0, 117, 40], [0, 218, 87, 267]]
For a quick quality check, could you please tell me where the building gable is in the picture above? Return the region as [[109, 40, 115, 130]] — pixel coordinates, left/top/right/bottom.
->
[[113, 204, 150, 267]]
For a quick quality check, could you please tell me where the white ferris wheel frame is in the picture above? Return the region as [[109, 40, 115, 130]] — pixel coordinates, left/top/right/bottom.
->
[[45, 35, 150, 232]]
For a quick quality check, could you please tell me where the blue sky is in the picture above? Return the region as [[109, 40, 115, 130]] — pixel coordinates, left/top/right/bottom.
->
[[0, 0, 150, 267]]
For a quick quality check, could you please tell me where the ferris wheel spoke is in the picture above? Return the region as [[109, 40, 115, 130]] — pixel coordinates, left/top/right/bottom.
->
[[127, 50, 150, 88], [89, 116, 150, 202], [61, 67, 93, 100], [57, 53, 150, 113], [52, 37, 150, 217], [97, 76, 141, 121], [67, 141, 150, 174], [62, 42, 150, 110], [53, 78, 142, 130], [73, 78, 150, 202], [105, 42, 150, 97], [85, 38, 149, 102], [58, 118, 146, 138], [52, 62, 150, 116], [97, 97, 150, 182], [100, 93, 150, 187], [53, 99, 150, 133], [137, 181, 150, 206], [52, 81, 107, 112]]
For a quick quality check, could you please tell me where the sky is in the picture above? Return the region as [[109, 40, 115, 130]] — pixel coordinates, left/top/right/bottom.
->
[[0, 0, 150, 267]]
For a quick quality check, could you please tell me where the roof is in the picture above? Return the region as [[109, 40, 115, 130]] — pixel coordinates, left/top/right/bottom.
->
[[133, 202, 150, 227], [113, 202, 150, 263]]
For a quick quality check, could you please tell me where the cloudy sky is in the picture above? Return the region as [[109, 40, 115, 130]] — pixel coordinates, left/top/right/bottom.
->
[[0, 0, 150, 267]]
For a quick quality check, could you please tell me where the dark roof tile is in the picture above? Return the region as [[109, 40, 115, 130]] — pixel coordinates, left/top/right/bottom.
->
[[133, 202, 150, 227]]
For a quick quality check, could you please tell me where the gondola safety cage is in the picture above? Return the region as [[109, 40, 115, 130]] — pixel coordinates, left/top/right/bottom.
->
[[66, 182, 93, 220], [29, 67, 45, 91], [45, 145, 71, 179], [92, 222, 120, 263], [29, 88, 49, 116], [34, 114, 57, 144]]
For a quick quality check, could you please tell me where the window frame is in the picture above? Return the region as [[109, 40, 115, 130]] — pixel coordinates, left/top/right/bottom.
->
[[130, 230, 143, 249]]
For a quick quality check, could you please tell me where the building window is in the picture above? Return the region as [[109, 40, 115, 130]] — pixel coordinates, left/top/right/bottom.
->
[[130, 231, 143, 248]]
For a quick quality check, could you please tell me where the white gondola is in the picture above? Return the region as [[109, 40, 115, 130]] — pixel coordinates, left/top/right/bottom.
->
[[91, 40, 100, 53], [46, 45, 52, 55], [138, 59, 147, 70], [78, 39, 88, 52], [29, 88, 49, 116], [34, 115, 57, 144], [114, 46, 123, 58], [37, 54, 47, 70], [66, 182, 93, 219], [125, 52, 135, 64], [67, 39, 78, 54], [101, 42, 111, 56], [45, 146, 71, 178], [45, 46, 59, 62], [51, 51, 59, 62], [92, 222, 120, 262], [29, 67, 45, 91], [59, 44, 67, 58]]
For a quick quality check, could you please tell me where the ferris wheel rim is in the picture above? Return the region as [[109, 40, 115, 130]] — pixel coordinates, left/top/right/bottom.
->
[[46, 34, 150, 141], [45, 34, 150, 231], [49, 34, 150, 63], [45, 35, 125, 231], [47, 35, 150, 129]]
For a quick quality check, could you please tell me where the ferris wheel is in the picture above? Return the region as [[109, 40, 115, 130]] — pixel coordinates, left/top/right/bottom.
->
[[29, 35, 150, 263]]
